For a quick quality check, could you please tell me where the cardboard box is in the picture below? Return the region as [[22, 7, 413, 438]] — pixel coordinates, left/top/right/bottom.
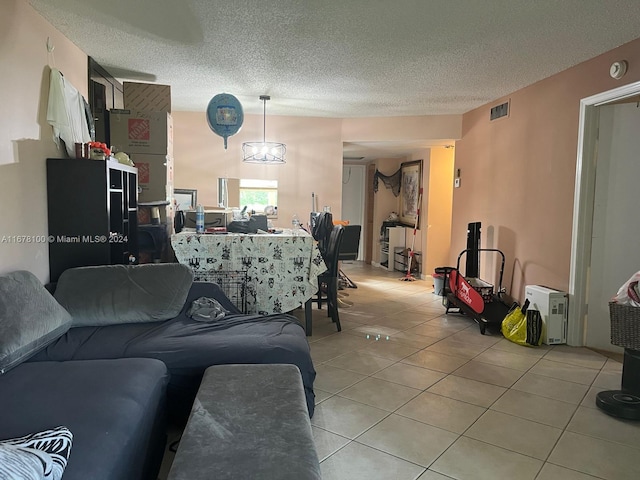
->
[[130, 153, 173, 203], [525, 285, 568, 345], [185, 210, 232, 229], [109, 110, 173, 155], [124, 82, 171, 113]]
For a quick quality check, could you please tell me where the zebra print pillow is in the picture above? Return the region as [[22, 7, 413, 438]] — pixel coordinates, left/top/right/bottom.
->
[[0, 426, 73, 480], [0, 444, 52, 479]]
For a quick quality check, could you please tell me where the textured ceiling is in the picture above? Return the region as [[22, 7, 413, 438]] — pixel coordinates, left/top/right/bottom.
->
[[29, 0, 640, 119]]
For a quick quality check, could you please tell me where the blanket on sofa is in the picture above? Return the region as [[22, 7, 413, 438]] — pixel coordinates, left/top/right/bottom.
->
[[30, 283, 317, 418]]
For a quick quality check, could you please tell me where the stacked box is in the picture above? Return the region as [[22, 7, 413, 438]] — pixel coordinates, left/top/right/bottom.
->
[[110, 86, 175, 241], [130, 154, 173, 203], [110, 110, 174, 234], [123, 82, 171, 113], [109, 110, 173, 156]]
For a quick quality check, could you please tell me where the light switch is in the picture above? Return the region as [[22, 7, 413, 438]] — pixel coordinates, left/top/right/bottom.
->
[[454, 178, 461, 188]]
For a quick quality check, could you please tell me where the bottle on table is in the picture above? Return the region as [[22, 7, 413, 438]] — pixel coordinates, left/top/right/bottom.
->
[[196, 204, 205, 234]]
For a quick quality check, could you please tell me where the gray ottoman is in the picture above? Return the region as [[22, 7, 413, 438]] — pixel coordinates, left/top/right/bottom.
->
[[168, 364, 321, 480]]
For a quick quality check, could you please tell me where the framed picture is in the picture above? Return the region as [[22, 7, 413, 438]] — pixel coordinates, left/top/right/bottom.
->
[[399, 160, 423, 228], [174, 189, 198, 211]]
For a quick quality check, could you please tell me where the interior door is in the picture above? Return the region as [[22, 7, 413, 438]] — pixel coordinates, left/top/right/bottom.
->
[[90, 80, 107, 143], [88, 57, 124, 144], [586, 103, 640, 352]]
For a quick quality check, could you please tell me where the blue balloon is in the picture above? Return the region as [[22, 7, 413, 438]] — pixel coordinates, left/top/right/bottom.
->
[[206, 93, 244, 149]]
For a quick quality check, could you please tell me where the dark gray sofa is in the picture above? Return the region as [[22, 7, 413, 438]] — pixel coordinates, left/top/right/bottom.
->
[[0, 270, 170, 480], [0, 358, 169, 480], [35, 265, 317, 421], [0, 264, 318, 480]]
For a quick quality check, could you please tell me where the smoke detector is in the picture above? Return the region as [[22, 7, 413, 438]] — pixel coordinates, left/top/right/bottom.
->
[[609, 60, 628, 80]]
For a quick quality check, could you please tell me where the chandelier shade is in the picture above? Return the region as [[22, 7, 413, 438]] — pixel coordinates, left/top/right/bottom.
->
[[242, 141, 286, 164], [242, 95, 286, 164]]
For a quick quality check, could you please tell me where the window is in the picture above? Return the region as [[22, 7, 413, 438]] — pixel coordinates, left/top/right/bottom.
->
[[239, 179, 278, 216]]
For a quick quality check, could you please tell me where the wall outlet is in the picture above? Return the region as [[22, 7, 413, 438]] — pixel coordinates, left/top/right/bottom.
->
[[454, 178, 461, 188]]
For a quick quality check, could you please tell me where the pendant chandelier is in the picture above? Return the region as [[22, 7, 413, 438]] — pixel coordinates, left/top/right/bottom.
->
[[242, 95, 286, 164]]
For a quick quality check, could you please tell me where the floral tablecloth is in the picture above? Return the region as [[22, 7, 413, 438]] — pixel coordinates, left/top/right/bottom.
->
[[171, 229, 327, 314]]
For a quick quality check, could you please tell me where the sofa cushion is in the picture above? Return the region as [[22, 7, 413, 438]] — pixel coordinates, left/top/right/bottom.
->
[[0, 358, 169, 480], [0, 271, 72, 373], [0, 426, 73, 480], [54, 263, 193, 327]]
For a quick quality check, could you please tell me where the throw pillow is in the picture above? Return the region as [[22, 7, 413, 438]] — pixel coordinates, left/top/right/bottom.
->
[[54, 263, 194, 327], [0, 271, 73, 373], [0, 444, 52, 480], [0, 426, 73, 480]]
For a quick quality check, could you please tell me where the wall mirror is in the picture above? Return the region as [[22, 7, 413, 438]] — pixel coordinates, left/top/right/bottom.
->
[[174, 188, 197, 211]]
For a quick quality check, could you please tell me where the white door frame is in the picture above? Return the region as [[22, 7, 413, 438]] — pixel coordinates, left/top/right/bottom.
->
[[342, 164, 366, 259], [568, 80, 640, 345]]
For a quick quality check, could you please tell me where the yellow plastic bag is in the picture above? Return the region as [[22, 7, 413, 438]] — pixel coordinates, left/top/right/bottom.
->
[[501, 300, 543, 347]]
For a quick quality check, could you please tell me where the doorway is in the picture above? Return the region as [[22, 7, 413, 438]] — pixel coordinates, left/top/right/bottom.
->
[[341, 164, 366, 260], [569, 80, 640, 349]]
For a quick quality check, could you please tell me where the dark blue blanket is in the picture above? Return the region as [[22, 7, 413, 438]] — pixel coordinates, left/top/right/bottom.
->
[[30, 283, 316, 418]]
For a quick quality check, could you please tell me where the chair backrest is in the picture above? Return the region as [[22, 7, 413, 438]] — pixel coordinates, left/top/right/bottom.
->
[[138, 226, 165, 253], [338, 225, 361, 261], [322, 225, 344, 277]]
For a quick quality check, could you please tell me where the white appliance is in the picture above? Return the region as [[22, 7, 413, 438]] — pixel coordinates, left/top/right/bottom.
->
[[525, 285, 568, 345]]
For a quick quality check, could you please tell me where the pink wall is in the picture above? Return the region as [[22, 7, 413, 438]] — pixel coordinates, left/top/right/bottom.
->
[[451, 37, 640, 301], [0, 0, 87, 282], [172, 111, 343, 229], [342, 115, 461, 143]]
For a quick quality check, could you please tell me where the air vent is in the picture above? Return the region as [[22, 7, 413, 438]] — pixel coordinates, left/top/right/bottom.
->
[[490, 101, 509, 121], [343, 156, 365, 160]]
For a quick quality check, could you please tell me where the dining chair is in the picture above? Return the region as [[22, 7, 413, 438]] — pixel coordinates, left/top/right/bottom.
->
[[310, 211, 333, 257], [137, 224, 168, 263], [337, 224, 361, 289], [312, 224, 344, 332]]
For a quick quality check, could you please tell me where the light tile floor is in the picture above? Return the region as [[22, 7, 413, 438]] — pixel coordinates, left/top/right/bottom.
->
[[292, 262, 639, 480]]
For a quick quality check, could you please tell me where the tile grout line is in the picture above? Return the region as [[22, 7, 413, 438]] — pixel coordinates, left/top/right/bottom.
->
[[311, 266, 625, 479]]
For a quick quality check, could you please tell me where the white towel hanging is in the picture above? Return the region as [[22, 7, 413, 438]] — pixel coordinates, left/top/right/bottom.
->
[[46, 68, 91, 157]]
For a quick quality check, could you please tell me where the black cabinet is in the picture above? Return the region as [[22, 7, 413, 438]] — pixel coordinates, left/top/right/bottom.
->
[[47, 158, 138, 281]]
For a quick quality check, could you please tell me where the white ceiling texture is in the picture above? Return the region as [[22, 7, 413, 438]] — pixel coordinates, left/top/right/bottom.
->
[[29, 0, 640, 160]]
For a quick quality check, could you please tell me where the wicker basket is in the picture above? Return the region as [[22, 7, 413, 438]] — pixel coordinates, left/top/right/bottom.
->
[[609, 302, 640, 349]]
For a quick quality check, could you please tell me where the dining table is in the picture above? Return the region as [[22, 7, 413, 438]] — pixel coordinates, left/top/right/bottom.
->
[[170, 228, 326, 333]]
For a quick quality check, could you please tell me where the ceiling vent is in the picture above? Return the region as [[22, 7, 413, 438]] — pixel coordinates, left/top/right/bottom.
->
[[343, 156, 365, 160], [490, 101, 509, 121]]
